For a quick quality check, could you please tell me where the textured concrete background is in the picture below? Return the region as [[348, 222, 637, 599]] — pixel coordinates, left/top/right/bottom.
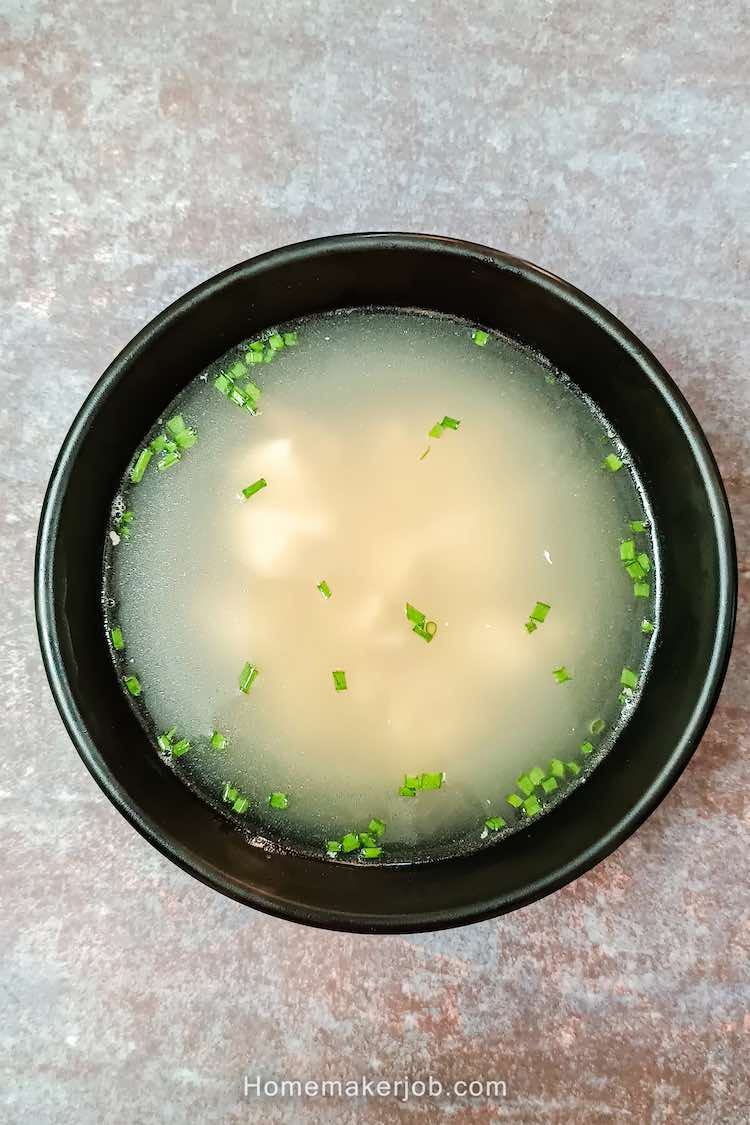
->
[[2, 1, 748, 1122]]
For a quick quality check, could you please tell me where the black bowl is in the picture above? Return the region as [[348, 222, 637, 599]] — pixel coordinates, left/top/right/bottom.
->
[[35, 234, 736, 932]]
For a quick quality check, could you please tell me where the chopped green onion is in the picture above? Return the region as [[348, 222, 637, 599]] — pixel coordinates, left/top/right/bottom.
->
[[525, 620, 537, 634], [517, 773, 535, 796], [630, 520, 647, 532], [552, 666, 572, 683], [341, 832, 359, 853], [229, 361, 246, 379], [621, 667, 638, 689], [222, 782, 239, 804], [405, 774, 422, 790], [641, 619, 655, 634], [620, 539, 636, 562], [317, 579, 332, 599], [246, 349, 263, 365], [637, 552, 650, 573], [242, 381, 262, 403], [590, 718, 606, 735], [358, 832, 377, 848], [165, 415, 186, 437], [528, 766, 546, 786], [130, 449, 153, 483], [566, 760, 581, 776], [214, 373, 232, 395], [523, 794, 541, 816], [441, 416, 461, 430], [326, 840, 342, 854], [171, 738, 190, 757], [268, 332, 284, 350], [484, 816, 506, 831], [150, 434, 168, 453], [420, 772, 443, 790], [269, 792, 288, 809], [506, 793, 523, 809], [157, 449, 181, 471], [548, 758, 566, 779], [425, 621, 437, 637], [368, 818, 386, 837], [633, 582, 650, 598], [580, 740, 594, 755], [262, 349, 275, 364], [210, 730, 227, 751], [242, 478, 267, 499], [602, 453, 623, 472], [472, 328, 489, 346], [428, 423, 443, 439], [545, 374, 557, 385], [233, 796, 250, 814], [361, 847, 382, 859], [239, 662, 259, 693], [541, 777, 558, 794], [413, 622, 436, 643], [157, 726, 176, 752], [406, 603, 426, 627], [248, 340, 264, 352], [332, 669, 347, 691], [111, 626, 125, 651], [530, 601, 551, 624], [283, 331, 298, 347], [625, 560, 646, 580], [123, 674, 141, 697], [398, 785, 417, 798], [174, 427, 197, 450]]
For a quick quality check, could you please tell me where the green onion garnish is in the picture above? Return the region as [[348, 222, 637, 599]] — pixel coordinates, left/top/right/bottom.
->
[[472, 328, 489, 346], [637, 552, 650, 573], [248, 340, 264, 352], [541, 777, 558, 794], [233, 796, 250, 814], [368, 818, 386, 837], [566, 760, 582, 776], [332, 669, 347, 691], [341, 833, 359, 853], [317, 579, 332, 599], [326, 840, 342, 854], [621, 667, 638, 689], [268, 332, 284, 351], [222, 783, 239, 804], [269, 792, 288, 809], [157, 726, 177, 753], [420, 772, 443, 790], [412, 622, 437, 643], [156, 449, 181, 471], [214, 373, 232, 395], [361, 847, 382, 859], [548, 758, 566, 779], [580, 741, 594, 755], [641, 619, 655, 634], [633, 582, 650, 598], [123, 674, 141, 696], [441, 416, 460, 430], [528, 766, 546, 786], [210, 730, 227, 751], [150, 434, 168, 453], [517, 773, 535, 796], [130, 449, 153, 483], [283, 331, 298, 346], [242, 478, 267, 499], [552, 666, 572, 683], [171, 738, 190, 758], [111, 626, 125, 651], [523, 795, 541, 816], [406, 603, 426, 626], [590, 718, 606, 735], [484, 816, 506, 831], [530, 601, 551, 624], [630, 520, 647, 532], [620, 539, 636, 562], [625, 560, 646, 580], [602, 453, 623, 472], [358, 832, 377, 849], [174, 427, 197, 450], [428, 423, 443, 439], [525, 620, 537, 634], [165, 415, 186, 437], [506, 793, 523, 809], [405, 774, 421, 790], [239, 662, 259, 693], [398, 785, 417, 798]]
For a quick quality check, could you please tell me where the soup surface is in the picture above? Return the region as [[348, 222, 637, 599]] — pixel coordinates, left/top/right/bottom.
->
[[104, 310, 657, 861]]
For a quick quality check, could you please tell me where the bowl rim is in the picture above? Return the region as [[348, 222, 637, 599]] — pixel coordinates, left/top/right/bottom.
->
[[35, 232, 737, 932]]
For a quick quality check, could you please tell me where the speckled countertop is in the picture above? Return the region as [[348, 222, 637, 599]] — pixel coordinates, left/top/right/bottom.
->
[[1, 2, 748, 1122]]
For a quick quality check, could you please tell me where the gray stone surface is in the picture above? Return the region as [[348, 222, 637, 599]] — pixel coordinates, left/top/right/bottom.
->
[[1, 2, 748, 1122]]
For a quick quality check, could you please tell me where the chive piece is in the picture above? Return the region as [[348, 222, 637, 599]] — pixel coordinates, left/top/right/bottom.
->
[[580, 741, 594, 755], [485, 816, 506, 831], [620, 539, 636, 562], [525, 620, 537, 634], [326, 840, 342, 854], [157, 727, 176, 752], [157, 449, 181, 471], [150, 434, 168, 453], [214, 373, 232, 395], [283, 331, 298, 346], [317, 579, 332, 599], [419, 446, 431, 461], [541, 777, 558, 794], [123, 674, 141, 696], [641, 619, 655, 634], [222, 782, 239, 804], [242, 381, 262, 403], [242, 477, 267, 499], [425, 621, 437, 638], [174, 427, 197, 450], [602, 453, 623, 472], [239, 662, 259, 693], [405, 603, 426, 627], [625, 560, 646, 580], [530, 601, 551, 623], [165, 415, 186, 437], [590, 718, 606, 735], [249, 340, 264, 352], [332, 669, 347, 692], [130, 449, 153, 483], [399, 785, 417, 798], [472, 328, 489, 346], [528, 766, 546, 787], [413, 623, 436, 643], [405, 774, 422, 790], [420, 772, 443, 790], [517, 773, 535, 797], [428, 423, 444, 439], [233, 796, 250, 814], [247, 349, 263, 365], [566, 760, 582, 776], [633, 582, 650, 598], [341, 833, 359, 853], [111, 626, 125, 651], [368, 818, 386, 837], [171, 738, 190, 757], [210, 730, 227, 751], [548, 758, 566, 779], [361, 847, 382, 859], [358, 832, 377, 849], [523, 794, 541, 816], [506, 793, 523, 809], [553, 666, 572, 683], [229, 361, 246, 379], [269, 792, 289, 809], [637, 552, 650, 573], [262, 349, 275, 364], [441, 416, 461, 430], [621, 667, 638, 689], [267, 332, 284, 351], [630, 520, 647, 532]]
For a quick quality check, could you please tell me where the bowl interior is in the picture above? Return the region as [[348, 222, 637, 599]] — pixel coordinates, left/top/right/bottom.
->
[[36, 234, 735, 932]]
